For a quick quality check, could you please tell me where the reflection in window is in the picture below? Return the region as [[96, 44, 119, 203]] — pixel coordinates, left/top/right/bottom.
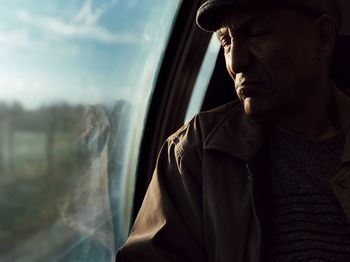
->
[[0, 0, 180, 261], [185, 34, 221, 122]]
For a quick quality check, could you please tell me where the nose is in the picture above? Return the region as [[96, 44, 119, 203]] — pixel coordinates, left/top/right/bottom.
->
[[225, 38, 254, 79]]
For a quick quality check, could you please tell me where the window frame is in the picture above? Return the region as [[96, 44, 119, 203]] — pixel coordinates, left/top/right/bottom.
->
[[132, 0, 212, 223]]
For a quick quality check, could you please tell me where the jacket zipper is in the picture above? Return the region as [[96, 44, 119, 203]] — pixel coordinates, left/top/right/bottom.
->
[[247, 164, 262, 262]]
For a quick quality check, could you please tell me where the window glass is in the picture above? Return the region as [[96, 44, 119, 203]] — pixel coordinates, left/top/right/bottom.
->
[[185, 34, 221, 122], [0, 0, 180, 261]]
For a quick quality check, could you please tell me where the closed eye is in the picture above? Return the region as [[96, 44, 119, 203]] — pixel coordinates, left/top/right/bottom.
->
[[219, 36, 231, 48]]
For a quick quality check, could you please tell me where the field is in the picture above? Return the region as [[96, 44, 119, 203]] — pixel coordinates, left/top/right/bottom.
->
[[0, 101, 132, 260]]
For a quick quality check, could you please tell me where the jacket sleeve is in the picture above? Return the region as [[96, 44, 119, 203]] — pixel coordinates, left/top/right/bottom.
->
[[116, 119, 207, 262]]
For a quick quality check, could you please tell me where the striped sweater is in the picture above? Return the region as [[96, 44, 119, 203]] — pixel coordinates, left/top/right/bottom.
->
[[268, 128, 350, 262]]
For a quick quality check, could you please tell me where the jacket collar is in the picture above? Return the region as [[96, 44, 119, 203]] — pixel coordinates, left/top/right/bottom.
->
[[333, 86, 350, 164], [204, 84, 350, 163], [203, 102, 263, 161]]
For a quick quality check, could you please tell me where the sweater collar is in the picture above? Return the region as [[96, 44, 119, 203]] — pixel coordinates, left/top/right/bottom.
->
[[204, 84, 350, 163]]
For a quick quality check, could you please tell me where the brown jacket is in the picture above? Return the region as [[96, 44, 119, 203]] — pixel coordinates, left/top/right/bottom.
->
[[117, 86, 350, 262]]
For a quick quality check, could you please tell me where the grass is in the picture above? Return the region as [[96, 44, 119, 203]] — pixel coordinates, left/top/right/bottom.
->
[[0, 131, 89, 254]]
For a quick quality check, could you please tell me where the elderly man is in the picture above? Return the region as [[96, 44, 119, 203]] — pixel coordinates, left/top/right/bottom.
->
[[117, 0, 350, 261]]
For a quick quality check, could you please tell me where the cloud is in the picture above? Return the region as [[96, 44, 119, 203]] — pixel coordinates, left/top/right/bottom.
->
[[74, 0, 118, 25], [0, 77, 42, 108], [0, 76, 113, 109], [0, 29, 83, 57], [0, 30, 45, 56], [0, 30, 31, 48], [16, 4, 138, 45]]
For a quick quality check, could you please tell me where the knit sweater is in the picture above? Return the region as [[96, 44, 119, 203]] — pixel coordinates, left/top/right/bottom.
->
[[268, 128, 350, 262]]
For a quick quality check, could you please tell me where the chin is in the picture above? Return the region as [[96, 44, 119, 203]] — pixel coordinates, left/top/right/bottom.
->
[[243, 98, 272, 121]]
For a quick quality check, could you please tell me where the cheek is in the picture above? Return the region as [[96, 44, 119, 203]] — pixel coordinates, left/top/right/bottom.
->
[[266, 36, 317, 83], [224, 55, 240, 97], [252, 36, 299, 78], [257, 47, 300, 94], [224, 54, 235, 80], [226, 64, 235, 81], [269, 49, 314, 98]]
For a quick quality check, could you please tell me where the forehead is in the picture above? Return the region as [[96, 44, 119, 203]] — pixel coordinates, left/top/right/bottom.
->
[[216, 6, 298, 33]]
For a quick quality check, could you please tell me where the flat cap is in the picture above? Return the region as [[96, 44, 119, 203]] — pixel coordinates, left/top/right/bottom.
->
[[196, 0, 343, 32]]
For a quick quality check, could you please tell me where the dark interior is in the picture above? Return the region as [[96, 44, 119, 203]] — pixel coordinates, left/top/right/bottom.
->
[[332, 35, 350, 91]]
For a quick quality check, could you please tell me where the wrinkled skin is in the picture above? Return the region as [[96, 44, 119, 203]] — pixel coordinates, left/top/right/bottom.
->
[[216, 7, 337, 138]]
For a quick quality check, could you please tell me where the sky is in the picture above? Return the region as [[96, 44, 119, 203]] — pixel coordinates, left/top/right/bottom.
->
[[0, 0, 180, 109]]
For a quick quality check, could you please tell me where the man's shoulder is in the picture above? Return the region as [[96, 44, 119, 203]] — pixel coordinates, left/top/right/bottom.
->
[[199, 100, 241, 118], [168, 100, 242, 146], [163, 100, 242, 171]]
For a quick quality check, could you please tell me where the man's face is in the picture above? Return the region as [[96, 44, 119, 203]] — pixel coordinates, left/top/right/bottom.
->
[[217, 7, 322, 121]]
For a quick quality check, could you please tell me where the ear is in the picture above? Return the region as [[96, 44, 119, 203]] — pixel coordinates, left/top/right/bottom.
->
[[316, 15, 337, 60]]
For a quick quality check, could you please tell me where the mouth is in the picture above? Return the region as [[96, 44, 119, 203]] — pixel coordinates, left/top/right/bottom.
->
[[237, 81, 265, 99]]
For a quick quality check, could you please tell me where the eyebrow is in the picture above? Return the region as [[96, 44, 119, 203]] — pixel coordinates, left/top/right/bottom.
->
[[217, 14, 267, 37]]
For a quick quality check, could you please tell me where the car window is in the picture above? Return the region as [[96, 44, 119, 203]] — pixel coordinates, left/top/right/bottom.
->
[[0, 0, 181, 261], [185, 34, 221, 122]]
